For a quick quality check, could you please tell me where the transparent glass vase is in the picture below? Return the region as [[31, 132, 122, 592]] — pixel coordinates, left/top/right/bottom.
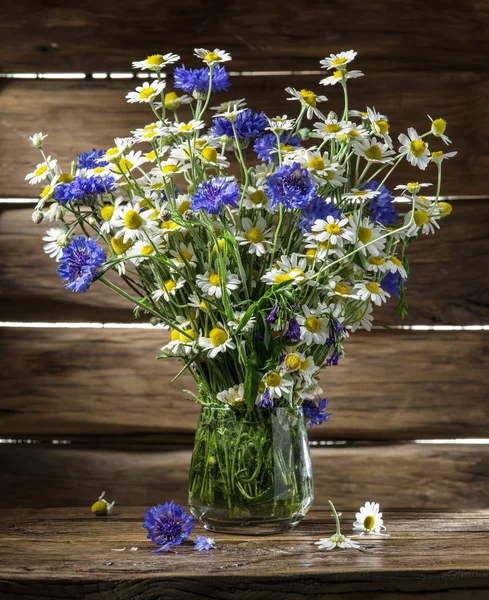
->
[[188, 405, 314, 535]]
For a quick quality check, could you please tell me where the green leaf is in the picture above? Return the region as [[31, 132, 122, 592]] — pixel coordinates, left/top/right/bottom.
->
[[244, 350, 260, 410]]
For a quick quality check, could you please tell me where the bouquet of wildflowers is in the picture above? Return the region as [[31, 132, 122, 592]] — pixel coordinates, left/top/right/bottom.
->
[[27, 49, 454, 523]]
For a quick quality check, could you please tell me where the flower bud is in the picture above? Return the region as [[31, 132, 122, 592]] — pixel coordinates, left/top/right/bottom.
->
[[327, 111, 338, 120], [150, 317, 161, 326], [29, 132, 47, 149], [183, 209, 196, 221], [88, 216, 98, 226], [160, 209, 172, 222], [31, 210, 44, 224]]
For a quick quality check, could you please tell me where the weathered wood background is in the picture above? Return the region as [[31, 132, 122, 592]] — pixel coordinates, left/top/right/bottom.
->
[[1, 0, 489, 510]]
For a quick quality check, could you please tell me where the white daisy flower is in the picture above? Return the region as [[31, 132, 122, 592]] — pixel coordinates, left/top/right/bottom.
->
[[194, 48, 232, 66], [402, 209, 440, 236], [162, 320, 199, 357], [261, 254, 313, 287], [197, 146, 230, 169], [290, 147, 346, 185], [112, 203, 160, 243], [170, 120, 206, 135], [217, 383, 246, 408], [262, 371, 293, 400], [236, 217, 273, 256], [398, 127, 430, 170], [99, 197, 124, 234], [342, 188, 380, 201], [159, 90, 192, 112], [354, 280, 389, 306], [199, 326, 235, 358], [254, 162, 276, 187], [320, 50, 357, 70], [151, 158, 190, 178], [211, 98, 247, 112], [214, 104, 247, 121], [350, 303, 374, 332], [353, 501, 386, 535], [313, 118, 353, 140], [126, 80, 166, 104], [132, 122, 169, 143], [297, 306, 329, 345], [366, 254, 390, 274], [385, 256, 407, 279], [315, 500, 361, 551], [152, 277, 185, 302], [169, 242, 197, 268], [348, 216, 386, 256], [227, 311, 256, 333], [428, 116, 451, 145], [110, 150, 146, 178], [266, 115, 295, 134], [25, 156, 58, 184], [241, 186, 273, 212], [196, 270, 240, 298], [326, 277, 352, 298], [429, 150, 457, 164], [320, 69, 363, 86], [311, 215, 354, 246], [29, 132, 48, 149], [285, 87, 327, 120], [366, 107, 391, 146], [132, 53, 180, 71], [42, 226, 70, 261], [188, 292, 215, 315], [352, 137, 395, 163], [102, 138, 133, 163], [128, 235, 166, 266], [394, 182, 432, 195], [280, 351, 305, 374], [43, 201, 65, 224], [297, 355, 320, 383]]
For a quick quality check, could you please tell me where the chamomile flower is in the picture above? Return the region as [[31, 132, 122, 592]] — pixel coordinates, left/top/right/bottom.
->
[[348, 216, 386, 256], [398, 128, 430, 170], [112, 203, 160, 243], [262, 254, 312, 287], [326, 277, 352, 298], [320, 69, 364, 86], [291, 147, 345, 185], [162, 320, 199, 357], [342, 189, 380, 201], [128, 236, 166, 266], [213, 104, 247, 121], [350, 303, 374, 332], [169, 242, 197, 268], [429, 150, 457, 164], [188, 292, 214, 315], [196, 270, 240, 298], [110, 150, 146, 178], [102, 138, 133, 163], [285, 87, 327, 120], [313, 119, 353, 141], [403, 208, 440, 236], [194, 48, 232, 66], [99, 197, 124, 233], [354, 280, 390, 306], [320, 50, 357, 70], [160, 90, 192, 111], [126, 80, 166, 104], [152, 277, 186, 302], [428, 116, 451, 145], [385, 255, 407, 278], [315, 500, 361, 551], [311, 215, 353, 246], [132, 122, 168, 143], [297, 306, 329, 345], [217, 383, 246, 408], [366, 254, 389, 274], [211, 98, 247, 112], [366, 107, 391, 145], [262, 371, 293, 400], [266, 115, 295, 134], [352, 137, 395, 163], [152, 158, 190, 178], [236, 217, 273, 256], [170, 120, 206, 135], [353, 501, 386, 535], [242, 187, 273, 212], [281, 351, 305, 373], [25, 156, 58, 184], [29, 132, 48, 149], [197, 146, 230, 169], [132, 53, 180, 71], [199, 325, 236, 358], [394, 182, 432, 195], [42, 226, 70, 261], [227, 311, 256, 333], [43, 201, 65, 223]]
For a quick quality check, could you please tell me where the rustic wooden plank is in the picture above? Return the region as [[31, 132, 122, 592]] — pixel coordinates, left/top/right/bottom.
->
[[1, 0, 489, 72], [1, 72, 486, 197], [1, 329, 488, 440], [1, 445, 489, 511], [2, 197, 488, 324]]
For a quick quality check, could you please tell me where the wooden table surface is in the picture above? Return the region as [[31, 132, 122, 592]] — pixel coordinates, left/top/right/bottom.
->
[[1, 507, 488, 599]]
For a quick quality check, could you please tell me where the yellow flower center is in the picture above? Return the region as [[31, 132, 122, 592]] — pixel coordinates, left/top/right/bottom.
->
[[438, 201, 452, 216], [209, 272, 220, 286], [101, 206, 114, 221], [245, 227, 264, 244], [280, 144, 294, 152], [432, 118, 447, 135], [201, 147, 218, 163], [212, 239, 226, 253], [111, 237, 132, 255], [163, 164, 179, 174], [124, 209, 143, 230], [407, 182, 419, 192], [358, 226, 373, 244], [285, 353, 302, 371], [34, 165, 48, 177], [334, 282, 349, 295], [205, 51, 221, 62], [368, 256, 384, 265], [324, 123, 341, 133], [147, 54, 165, 66], [332, 56, 347, 66], [308, 157, 325, 170], [431, 150, 444, 158], [274, 273, 291, 284], [182, 328, 197, 341], [145, 151, 156, 161], [177, 249, 193, 263], [163, 279, 177, 294], [333, 70, 343, 79], [299, 89, 317, 107], [301, 358, 310, 370], [320, 240, 335, 249], [209, 327, 228, 347], [390, 256, 402, 266], [266, 371, 281, 387], [250, 189, 265, 205], [40, 185, 52, 199], [179, 123, 193, 132], [365, 145, 382, 161], [141, 244, 154, 255], [305, 316, 321, 332], [170, 329, 181, 342], [143, 130, 158, 140], [376, 119, 389, 134], [164, 91, 179, 107], [414, 210, 429, 226], [409, 139, 427, 158], [58, 173, 74, 183], [360, 111, 368, 117], [305, 248, 316, 260], [366, 282, 380, 294], [289, 268, 305, 280], [116, 157, 133, 173], [325, 223, 341, 235], [139, 86, 156, 100], [161, 220, 178, 231], [363, 515, 375, 530]]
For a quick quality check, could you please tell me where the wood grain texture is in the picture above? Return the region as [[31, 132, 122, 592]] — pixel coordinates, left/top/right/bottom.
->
[[1, 328, 488, 440], [1, 71, 486, 197], [2, 444, 489, 510], [1, 199, 488, 325], [1, 0, 489, 72]]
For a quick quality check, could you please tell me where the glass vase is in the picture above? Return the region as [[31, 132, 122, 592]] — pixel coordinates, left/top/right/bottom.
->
[[188, 404, 314, 535]]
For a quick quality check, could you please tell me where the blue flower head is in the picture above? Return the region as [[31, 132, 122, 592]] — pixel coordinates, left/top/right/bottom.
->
[[265, 162, 316, 210], [302, 398, 332, 428], [299, 195, 341, 232], [174, 64, 230, 95], [77, 149, 107, 170], [211, 109, 268, 140], [142, 501, 195, 553], [191, 177, 240, 214], [254, 133, 301, 162], [381, 270, 405, 298], [284, 317, 301, 342], [265, 304, 279, 325], [54, 175, 115, 205], [362, 180, 398, 225], [194, 535, 216, 552], [257, 389, 274, 409], [57, 236, 106, 293]]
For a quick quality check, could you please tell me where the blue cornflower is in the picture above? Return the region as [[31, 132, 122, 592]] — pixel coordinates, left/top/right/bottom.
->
[[194, 535, 216, 552], [191, 177, 240, 214], [381, 271, 404, 298], [299, 195, 341, 232], [142, 501, 195, 553], [362, 180, 398, 225], [265, 304, 279, 325], [266, 162, 316, 210], [174, 64, 230, 95], [77, 149, 107, 170], [211, 109, 268, 140], [57, 236, 106, 293], [302, 398, 332, 428], [284, 317, 301, 342], [257, 389, 273, 409], [254, 133, 301, 162], [54, 175, 115, 205]]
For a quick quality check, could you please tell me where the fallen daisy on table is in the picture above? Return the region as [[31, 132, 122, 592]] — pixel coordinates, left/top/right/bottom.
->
[[315, 501, 361, 550], [91, 490, 116, 516], [352, 501, 388, 535]]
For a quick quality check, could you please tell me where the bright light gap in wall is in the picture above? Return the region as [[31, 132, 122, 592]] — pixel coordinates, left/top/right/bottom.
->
[[0, 71, 321, 80]]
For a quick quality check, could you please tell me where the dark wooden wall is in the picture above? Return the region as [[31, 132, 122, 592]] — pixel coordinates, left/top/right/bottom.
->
[[1, 0, 489, 510]]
